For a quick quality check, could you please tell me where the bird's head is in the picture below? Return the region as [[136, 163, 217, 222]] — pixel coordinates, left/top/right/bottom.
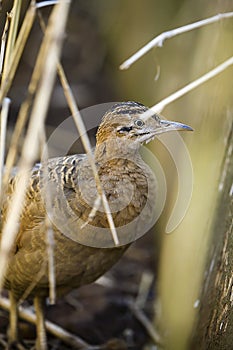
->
[[96, 101, 193, 146]]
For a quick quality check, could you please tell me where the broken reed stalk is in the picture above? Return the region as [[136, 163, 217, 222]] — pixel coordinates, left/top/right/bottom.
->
[[119, 12, 233, 120], [120, 12, 233, 70], [0, 1, 71, 293]]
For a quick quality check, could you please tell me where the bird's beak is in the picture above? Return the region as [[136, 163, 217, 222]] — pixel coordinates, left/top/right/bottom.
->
[[158, 119, 193, 134], [137, 117, 193, 144]]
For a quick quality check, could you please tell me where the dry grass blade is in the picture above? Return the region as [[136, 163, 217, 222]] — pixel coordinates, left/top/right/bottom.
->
[[0, 1, 71, 293], [0, 12, 10, 75], [3, 95, 33, 191], [38, 10, 120, 246], [0, 97, 10, 196], [135, 271, 154, 309], [1, 1, 37, 193], [1, 0, 22, 82], [18, 262, 47, 304], [2, 3, 45, 192], [37, 1, 60, 9], [57, 64, 120, 246], [140, 56, 233, 120], [16, 135, 56, 305], [40, 127, 56, 304], [150, 56, 233, 114], [120, 12, 233, 70], [128, 299, 162, 346], [80, 194, 101, 229], [0, 0, 36, 104]]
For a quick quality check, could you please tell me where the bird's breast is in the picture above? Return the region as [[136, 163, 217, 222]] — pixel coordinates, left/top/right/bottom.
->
[[51, 156, 157, 247]]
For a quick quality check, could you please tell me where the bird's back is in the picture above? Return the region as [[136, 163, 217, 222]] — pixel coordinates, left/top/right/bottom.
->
[[1, 149, 155, 300]]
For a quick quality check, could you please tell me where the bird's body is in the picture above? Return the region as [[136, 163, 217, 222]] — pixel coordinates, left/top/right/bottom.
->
[[2, 151, 150, 300], [0, 101, 192, 349]]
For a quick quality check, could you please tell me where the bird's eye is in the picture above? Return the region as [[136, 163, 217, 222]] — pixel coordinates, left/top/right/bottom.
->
[[118, 126, 133, 134], [134, 119, 144, 127]]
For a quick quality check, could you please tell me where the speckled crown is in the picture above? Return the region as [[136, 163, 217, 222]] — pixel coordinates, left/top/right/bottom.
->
[[101, 101, 148, 123]]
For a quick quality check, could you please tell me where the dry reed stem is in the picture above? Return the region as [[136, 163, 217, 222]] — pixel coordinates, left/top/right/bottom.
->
[[128, 299, 162, 346], [1, 1, 37, 193], [0, 11, 10, 75], [40, 127, 56, 304], [0, 0, 36, 104], [57, 64, 120, 246], [0, 97, 10, 196], [0, 1, 71, 292], [130, 272, 160, 345], [2, 3, 44, 192], [3, 96, 33, 190], [1, 0, 22, 83], [140, 56, 233, 120], [120, 12, 233, 70], [80, 194, 102, 229], [135, 271, 154, 309], [38, 10, 120, 246], [151, 56, 233, 113], [37, 1, 60, 9], [16, 128, 57, 305], [18, 263, 47, 305]]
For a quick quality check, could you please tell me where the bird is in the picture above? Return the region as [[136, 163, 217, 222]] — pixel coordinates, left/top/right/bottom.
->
[[0, 101, 192, 349]]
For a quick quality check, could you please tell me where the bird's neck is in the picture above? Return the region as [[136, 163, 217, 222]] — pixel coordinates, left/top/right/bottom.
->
[[95, 138, 141, 163]]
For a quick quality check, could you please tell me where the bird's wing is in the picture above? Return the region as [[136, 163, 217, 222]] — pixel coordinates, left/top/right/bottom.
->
[[0, 154, 89, 247]]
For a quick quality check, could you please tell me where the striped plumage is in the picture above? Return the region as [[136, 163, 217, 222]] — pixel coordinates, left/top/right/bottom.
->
[[1, 101, 192, 349]]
